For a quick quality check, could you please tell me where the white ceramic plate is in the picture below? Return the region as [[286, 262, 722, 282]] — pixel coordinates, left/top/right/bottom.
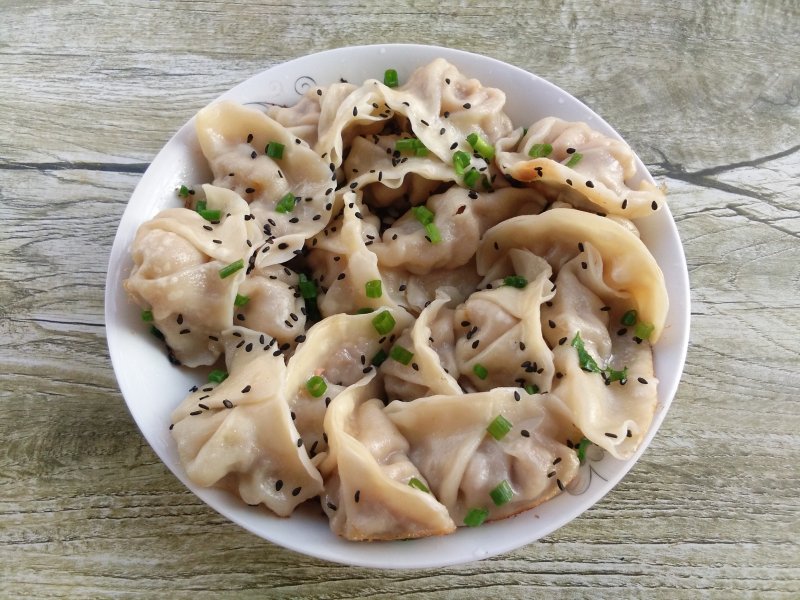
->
[[105, 44, 690, 568]]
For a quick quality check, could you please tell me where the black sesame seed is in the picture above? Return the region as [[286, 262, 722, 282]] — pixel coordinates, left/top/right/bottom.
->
[[296, 438, 303, 448], [621, 199, 628, 210], [581, 261, 588, 269], [292, 487, 302, 496], [558, 337, 567, 345], [354, 490, 361, 503], [197, 403, 209, 410], [521, 429, 530, 437], [547, 471, 555, 478], [652, 201, 658, 210], [278, 242, 289, 250], [605, 432, 618, 438], [617, 328, 628, 336], [586, 181, 594, 188], [189, 410, 202, 416], [250, 150, 257, 159], [275, 480, 283, 491], [463, 102, 471, 109], [203, 225, 213, 231], [223, 399, 233, 409], [548, 320, 556, 329], [513, 391, 521, 401], [557, 479, 565, 490], [471, 339, 480, 349], [638, 377, 648, 384], [578, 242, 585, 252], [566, 178, 573, 186]]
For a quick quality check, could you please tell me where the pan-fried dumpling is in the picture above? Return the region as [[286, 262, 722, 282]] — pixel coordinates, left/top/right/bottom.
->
[[455, 250, 556, 393], [170, 327, 323, 516], [478, 208, 668, 341], [196, 101, 337, 264], [318, 375, 456, 540], [495, 117, 664, 218], [385, 390, 580, 524], [381, 295, 462, 401], [124, 185, 261, 366]]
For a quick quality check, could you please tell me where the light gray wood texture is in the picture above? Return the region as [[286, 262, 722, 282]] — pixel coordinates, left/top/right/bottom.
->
[[2, 0, 798, 597]]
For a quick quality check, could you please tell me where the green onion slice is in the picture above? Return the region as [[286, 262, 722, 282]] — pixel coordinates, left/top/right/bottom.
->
[[371, 348, 388, 367], [464, 507, 489, 527], [621, 309, 638, 326], [524, 383, 540, 395], [489, 480, 514, 506], [395, 138, 419, 152], [219, 259, 244, 279], [195, 200, 207, 212], [565, 152, 583, 168], [408, 477, 430, 493], [208, 369, 228, 383], [503, 275, 528, 289], [576, 437, 591, 462], [487, 414, 513, 441], [570, 331, 601, 373], [473, 363, 489, 380], [453, 150, 471, 175], [233, 294, 250, 307], [371, 310, 396, 335], [605, 366, 628, 383], [425, 222, 442, 244], [306, 375, 327, 398], [466, 132, 495, 160], [297, 274, 317, 299], [198, 209, 221, 221], [635, 321, 655, 340], [414, 146, 429, 157], [411, 205, 435, 225], [140, 309, 154, 322], [275, 192, 296, 214], [355, 307, 374, 314], [179, 185, 190, 198], [365, 280, 382, 298], [265, 141, 285, 159], [528, 143, 553, 158], [463, 168, 480, 188], [384, 68, 398, 88], [149, 325, 164, 340], [389, 345, 414, 365]]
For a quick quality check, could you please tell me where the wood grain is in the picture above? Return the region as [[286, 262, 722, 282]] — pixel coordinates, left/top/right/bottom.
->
[[1, 0, 798, 597]]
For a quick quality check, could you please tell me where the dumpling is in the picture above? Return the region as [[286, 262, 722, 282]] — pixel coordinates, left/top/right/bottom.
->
[[282, 307, 414, 463], [170, 327, 323, 516], [495, 117, 665, 218], [124, 185, 261, 366], [318, 375, 456, 540], [454, 250, 556, 393], [478, 208, 668, 341], [196, 101, 337, 264], [385, 390, 580, 525], [381, 294, 462, 401]]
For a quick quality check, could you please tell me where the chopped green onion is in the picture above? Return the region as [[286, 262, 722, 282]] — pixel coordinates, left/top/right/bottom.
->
[[297, 274, 318, 299], [576, 437, 591, 462], [453, 150, 471, 175], [384, 68, 398, 88], [481, 174, 492, 191], [365, 280, 382, 298], [371, 310, 396, 335], [234, 294, 250, 307], [463, 167, 480, 188], [414, 146, 429, 157], [424, 222, 442, 244], [219, 259, 244, 279], [466, 132, 495, 160], [140, 309, 154, 322], [371, 348, 388, 367], [265, 141, 285, 159], [503, 275, 528, 289], [306, 375, 327, 398], [208, 369, 228, 383], [408, 477, 429, 493], [463, 507, 489, 527], [304, 296, 321, 323], [605, 366, 628, 383], [395, 138, 419, 152], [411, 205, 435, 225], [473, 363, 489, 380], [621, 310, 638, 326], [570, 331, 601, 373], [355, 307, 374, 314], [275, 192, 296, 213], [524, 383, 540, 395], [487, 414, 513, 441], [528, 143, 553, 158], [565, 152, 583, 168], [149, 325, 164, 340], [195, 200, 207, 212], [635, 321, 655, 340], [179, 185, 190, 198], [198, 209, 221, 221], [389, 345, 414, 365], [489, 480, 514, 506]]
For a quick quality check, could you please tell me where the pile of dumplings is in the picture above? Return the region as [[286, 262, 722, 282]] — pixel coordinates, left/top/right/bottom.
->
[[124, 59, 668, 541]]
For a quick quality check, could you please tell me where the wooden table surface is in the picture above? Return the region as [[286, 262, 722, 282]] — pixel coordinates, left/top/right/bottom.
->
[[2, 1, 798, 597]]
